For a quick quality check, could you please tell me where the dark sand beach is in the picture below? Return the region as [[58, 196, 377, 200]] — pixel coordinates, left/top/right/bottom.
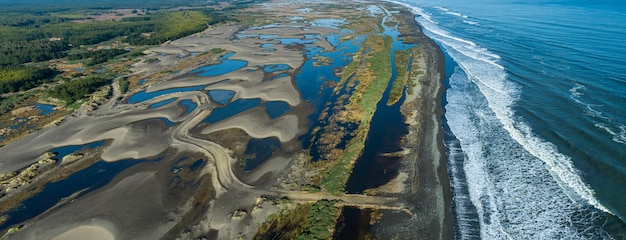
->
[[358, 3, 454, 239]]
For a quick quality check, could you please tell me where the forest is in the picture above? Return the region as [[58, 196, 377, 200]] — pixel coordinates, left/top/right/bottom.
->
[[0, 0, 254, 102], [0, 0, 221, 14], [0, 66, 57, 94], [47, 76, 111, 104], [67, 48, 129, 66], [0, 9, 228, 67]]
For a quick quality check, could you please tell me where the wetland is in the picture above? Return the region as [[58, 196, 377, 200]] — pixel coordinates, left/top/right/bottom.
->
[[0, 0, 451, 239]]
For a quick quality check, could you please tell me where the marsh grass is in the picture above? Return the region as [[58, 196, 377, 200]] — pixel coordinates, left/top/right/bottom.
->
[[387, 49, 410, 106], [320, 35, 393, 194]]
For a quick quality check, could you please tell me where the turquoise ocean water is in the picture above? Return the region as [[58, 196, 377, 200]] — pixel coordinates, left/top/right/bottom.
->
[[394, 0, 626, 238]]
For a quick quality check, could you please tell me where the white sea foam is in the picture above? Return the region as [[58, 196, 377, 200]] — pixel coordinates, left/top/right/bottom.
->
[[447, 64, 615, 238], [433, 6, 449, 11], [463, 20, 480, 26], [446, 11, 463, 17], [615, 125, 626, 144], [387, 0, 614, 238], [596, 123, 626, 144], [435, 5, 468, 18], [396, 0, 609, 213], [445, 139, 481, 239], [569, 83, 585, 98], [569, 83, 626, 145], [445, 70, 507, 239]]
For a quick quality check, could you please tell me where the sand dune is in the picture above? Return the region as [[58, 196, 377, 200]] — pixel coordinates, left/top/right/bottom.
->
[[201, 107, 299, 142]]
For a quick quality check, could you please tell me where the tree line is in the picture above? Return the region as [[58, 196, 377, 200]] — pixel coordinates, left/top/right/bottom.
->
[[0, 66, 57, 94], [47, 76, 111, 104], [0, 0, 271, 105], [0, 40, 68, 66], [67, 48, 128, 66], [124, 10, 229, 45], [0, 9, 229, 67]]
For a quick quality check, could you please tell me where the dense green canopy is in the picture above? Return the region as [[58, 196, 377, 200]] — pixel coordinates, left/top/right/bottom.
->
[[0, 66, 57, 94]]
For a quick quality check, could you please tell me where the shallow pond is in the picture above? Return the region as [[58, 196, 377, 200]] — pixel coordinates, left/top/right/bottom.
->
[[33, 104, 55, 115], [208, 90, 236, 105], [180, 99, 197, 115], [128, 85, 206, 104], [0, 141, 145, 231], [263, 64, 291, 73], [149, 98, 177, 109], [191, 58, 248, 77]]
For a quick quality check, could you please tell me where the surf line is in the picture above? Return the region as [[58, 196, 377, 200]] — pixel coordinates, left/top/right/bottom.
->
[[384, 0, 613, 216]]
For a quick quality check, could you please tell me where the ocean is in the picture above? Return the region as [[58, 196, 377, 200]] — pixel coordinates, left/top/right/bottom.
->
[[394, 0, 626, 238]]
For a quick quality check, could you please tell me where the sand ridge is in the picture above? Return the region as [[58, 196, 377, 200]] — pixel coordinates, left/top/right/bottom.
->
[[200, 108, 299, 142]]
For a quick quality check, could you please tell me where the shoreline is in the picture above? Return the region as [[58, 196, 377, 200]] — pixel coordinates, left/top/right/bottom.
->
[[409, 6, 454, 239], [370, 2, 454, 239], [414, 9, 454, 239]]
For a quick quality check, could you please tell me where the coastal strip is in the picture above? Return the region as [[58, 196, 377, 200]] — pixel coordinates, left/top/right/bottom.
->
[[370, 1, 454, 239]]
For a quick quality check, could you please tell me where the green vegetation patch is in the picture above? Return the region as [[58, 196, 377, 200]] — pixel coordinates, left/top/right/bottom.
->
[[320, 35, 393, 194], [0, 92, 34, 115], [0, 39, 69, 66], [0, 66, 57, 94], [298, 200, 340, 240], [358, 35, 393, 126], [0, 9, 230, 66], [47, 76, 111, 105], [210, 48, 226, 55], [118, 77, 130, 94], [255, 200, 340, 240], [67, 48, 128, 66], [407, 47, 423, 96], [341, 60, 359, 79], [124, 10, 228, 45], [255, 203, 312, 240], [387, 49, 410, 106]]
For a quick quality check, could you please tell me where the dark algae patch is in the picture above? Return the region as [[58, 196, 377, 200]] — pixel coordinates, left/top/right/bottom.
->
[[243, 137, 281, 171], [334, 207, 378, 240]]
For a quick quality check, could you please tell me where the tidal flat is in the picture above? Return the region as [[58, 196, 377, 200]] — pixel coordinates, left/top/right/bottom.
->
[[0, 0, 451, 239]]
